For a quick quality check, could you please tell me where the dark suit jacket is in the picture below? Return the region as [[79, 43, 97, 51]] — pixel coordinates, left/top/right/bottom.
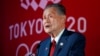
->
[[37, 29, 86, 56]]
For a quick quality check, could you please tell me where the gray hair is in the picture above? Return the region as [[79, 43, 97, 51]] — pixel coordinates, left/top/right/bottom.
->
[[45, 3, 66, 15]]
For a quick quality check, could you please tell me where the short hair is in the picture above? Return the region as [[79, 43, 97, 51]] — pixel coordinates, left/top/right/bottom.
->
[[45, 3, 66, 15]]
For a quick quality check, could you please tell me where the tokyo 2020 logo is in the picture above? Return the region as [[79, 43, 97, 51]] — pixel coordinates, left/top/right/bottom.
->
[[20, 0, 61, 11]]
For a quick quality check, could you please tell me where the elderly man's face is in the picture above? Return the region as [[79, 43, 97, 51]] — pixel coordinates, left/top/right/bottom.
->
[[43, 7, 65, 34]]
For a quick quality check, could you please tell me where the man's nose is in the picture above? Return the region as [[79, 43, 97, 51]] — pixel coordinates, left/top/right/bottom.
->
[[44, 18, 50, 23]]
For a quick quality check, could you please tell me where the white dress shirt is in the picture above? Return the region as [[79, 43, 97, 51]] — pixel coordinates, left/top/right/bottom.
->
[[51, 29, 65, 44]]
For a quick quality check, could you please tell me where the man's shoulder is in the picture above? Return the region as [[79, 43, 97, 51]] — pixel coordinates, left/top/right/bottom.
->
[[39, 37, 50, 45], [66, 30, 85, 41], [64, 29, 85, 40], [62, 30, 86, 47]]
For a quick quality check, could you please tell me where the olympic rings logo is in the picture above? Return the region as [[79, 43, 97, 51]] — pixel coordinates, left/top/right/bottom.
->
[[16, 41, 40, 56]]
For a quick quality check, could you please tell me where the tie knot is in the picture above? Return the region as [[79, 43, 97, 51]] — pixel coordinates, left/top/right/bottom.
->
[[52, 40, 56, 45]]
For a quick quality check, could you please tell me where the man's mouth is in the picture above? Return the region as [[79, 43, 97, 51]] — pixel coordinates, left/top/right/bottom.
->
[[45, 25, 51, 28]]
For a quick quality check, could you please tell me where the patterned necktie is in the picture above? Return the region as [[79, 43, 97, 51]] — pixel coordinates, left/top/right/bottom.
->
[[50, 40, 56, 56]]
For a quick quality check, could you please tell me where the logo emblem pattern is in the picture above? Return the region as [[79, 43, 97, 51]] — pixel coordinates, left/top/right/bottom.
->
[[20, 0, 61, 11], [16, 41, 40, 56]]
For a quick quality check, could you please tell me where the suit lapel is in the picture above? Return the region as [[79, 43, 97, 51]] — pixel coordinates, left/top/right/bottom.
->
[[44, 37, 51, 56], [53, 29, 69, 56]]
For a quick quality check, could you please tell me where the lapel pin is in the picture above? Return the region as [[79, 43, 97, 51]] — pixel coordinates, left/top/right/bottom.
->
[[45, 47, 48, 51], [60, 42, 64, 46]]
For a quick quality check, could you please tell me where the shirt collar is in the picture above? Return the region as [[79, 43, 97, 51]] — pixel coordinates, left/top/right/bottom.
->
[[51, 28, 65, 44]]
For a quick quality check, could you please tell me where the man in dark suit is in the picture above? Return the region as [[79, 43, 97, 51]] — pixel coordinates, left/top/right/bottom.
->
[[37, 3, 85, 56]]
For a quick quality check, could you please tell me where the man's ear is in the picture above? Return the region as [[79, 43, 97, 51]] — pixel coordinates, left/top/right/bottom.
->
[[61, 15, 66, 22], [59, 15, 66, 25]]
